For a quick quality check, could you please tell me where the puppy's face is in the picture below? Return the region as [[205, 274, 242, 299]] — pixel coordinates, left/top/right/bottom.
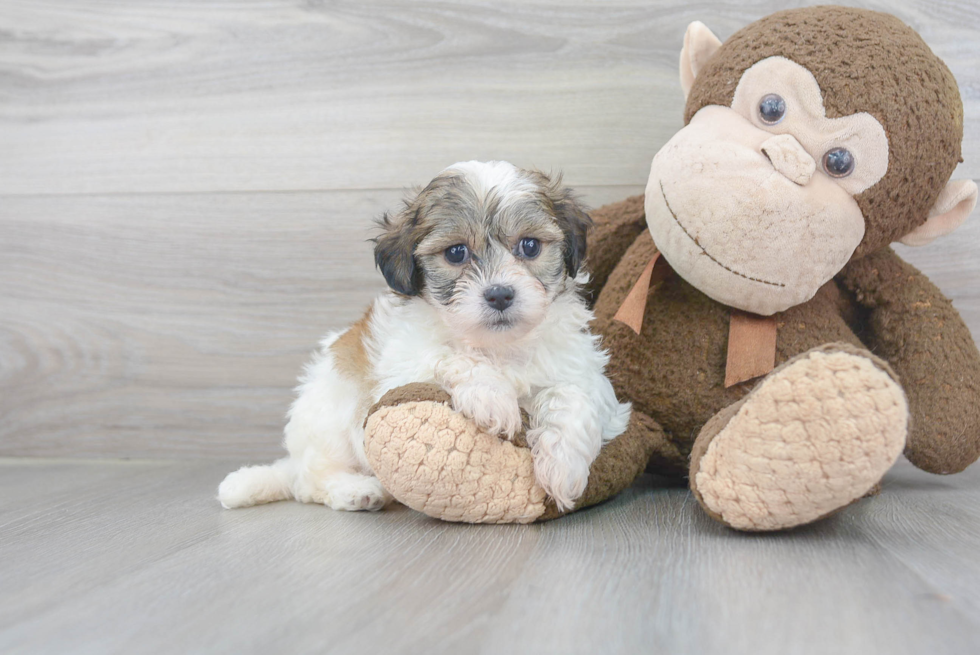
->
[[374, 161, 592, 347]]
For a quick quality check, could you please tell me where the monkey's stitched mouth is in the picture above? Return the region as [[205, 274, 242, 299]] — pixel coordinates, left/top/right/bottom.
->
[[658, 181, 786, 288]]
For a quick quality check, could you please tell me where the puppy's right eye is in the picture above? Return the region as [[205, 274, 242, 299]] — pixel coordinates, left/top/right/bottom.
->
[[444, 244, 469, 264], [517, 237, 541, 259]]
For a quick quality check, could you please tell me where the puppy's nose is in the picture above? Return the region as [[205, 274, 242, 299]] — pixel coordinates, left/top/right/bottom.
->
[[484, 285, 515, 311]]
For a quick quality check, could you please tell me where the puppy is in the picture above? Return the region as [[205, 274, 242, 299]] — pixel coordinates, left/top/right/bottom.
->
[[218, 161, 631, 512]]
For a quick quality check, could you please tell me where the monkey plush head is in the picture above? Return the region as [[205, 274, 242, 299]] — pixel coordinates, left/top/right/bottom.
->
[[646, 6, 978, 315]]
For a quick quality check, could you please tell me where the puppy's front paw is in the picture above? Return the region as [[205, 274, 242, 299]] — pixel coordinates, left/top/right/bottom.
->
[[528, 427, 591, 512], [451, 380, 522, 439]]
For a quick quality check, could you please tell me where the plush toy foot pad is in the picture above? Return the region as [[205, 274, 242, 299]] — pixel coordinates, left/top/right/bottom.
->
[[691, 344, 908, 531]]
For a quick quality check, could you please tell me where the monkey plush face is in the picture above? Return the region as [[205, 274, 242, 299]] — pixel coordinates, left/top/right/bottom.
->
[[648, 55, 889, 313], [646, 7, 978, 316]]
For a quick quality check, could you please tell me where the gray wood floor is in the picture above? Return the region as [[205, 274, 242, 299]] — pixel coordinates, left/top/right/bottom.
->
[[2, 457, 980, 655]]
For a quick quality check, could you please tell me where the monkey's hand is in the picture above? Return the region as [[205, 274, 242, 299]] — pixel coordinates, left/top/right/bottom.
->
[[837, 247, 980, 474]]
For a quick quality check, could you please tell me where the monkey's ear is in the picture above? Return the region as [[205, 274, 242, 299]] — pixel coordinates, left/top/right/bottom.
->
[[373, 210, 423, 296], [680, 21, 722, 100], [899, 179, 979, 247]]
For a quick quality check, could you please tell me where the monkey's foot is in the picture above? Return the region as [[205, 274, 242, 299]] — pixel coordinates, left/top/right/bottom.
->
[[363, 383, 661, 524], [690, 344, 908, 531], [363, 384, 548, 523]]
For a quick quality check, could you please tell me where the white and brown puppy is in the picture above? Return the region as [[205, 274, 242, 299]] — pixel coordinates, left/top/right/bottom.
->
[[218, 161, 631, 512]]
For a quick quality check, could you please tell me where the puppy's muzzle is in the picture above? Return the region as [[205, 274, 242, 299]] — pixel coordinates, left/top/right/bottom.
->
[[484, 285, 515, 311]]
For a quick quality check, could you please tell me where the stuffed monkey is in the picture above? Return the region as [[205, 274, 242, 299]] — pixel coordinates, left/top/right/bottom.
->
[[363, 6, 980, 529]]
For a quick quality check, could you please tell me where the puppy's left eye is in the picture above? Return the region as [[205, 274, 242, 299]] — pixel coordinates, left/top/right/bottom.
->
[[445, 244, 470, 264], [517, 238, 541, 259]]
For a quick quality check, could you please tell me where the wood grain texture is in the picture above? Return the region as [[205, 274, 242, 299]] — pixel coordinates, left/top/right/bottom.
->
[[2, 189, 973, 460], [1, 0, 978, 195], [1, 0, 980, 459], [0, 186, 641, 459], [1, 458, 979, 655], [0, 191, 387, 458]]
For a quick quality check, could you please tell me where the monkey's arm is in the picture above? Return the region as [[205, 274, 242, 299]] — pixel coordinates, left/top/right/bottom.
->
[[837, 247, 980, 474], [584, 195, 648, 304]]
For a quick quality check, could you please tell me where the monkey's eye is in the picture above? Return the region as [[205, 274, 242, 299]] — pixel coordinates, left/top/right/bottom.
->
[[444, 244, 470, 264], [758, 94, 786, 125], [517, 237, 541, 259], [822, 148, 855, 178]]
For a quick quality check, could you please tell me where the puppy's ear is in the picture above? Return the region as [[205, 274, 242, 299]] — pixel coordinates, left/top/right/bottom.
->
[[546, 177, 593, 278], [373, 208, 423, 296]]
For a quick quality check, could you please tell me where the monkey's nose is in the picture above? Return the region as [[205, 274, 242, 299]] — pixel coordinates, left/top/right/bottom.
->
[[484, 285, 515, 311], [761, 134, 816, 185]]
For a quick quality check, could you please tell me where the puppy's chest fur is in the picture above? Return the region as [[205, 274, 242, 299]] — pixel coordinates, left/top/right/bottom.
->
[[329, 292, 595, 407]]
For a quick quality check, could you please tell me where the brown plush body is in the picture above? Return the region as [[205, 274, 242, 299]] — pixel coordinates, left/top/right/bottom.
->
[[591, 205, 980, 478], [362, 7, 980, 528]]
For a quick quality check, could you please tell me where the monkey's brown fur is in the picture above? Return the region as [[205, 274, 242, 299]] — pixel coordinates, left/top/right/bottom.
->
[[590, 202, 980, 478], [685, 7, 964, 257], [587, 7, 980, 480], [362, 6, 980, 526]]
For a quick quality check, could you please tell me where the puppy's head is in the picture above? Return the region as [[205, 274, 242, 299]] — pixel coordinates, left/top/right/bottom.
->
[[374, 161, 592, 346]]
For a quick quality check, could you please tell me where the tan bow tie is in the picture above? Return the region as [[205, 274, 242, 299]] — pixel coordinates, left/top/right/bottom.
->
[[613, 250, 777, 387]]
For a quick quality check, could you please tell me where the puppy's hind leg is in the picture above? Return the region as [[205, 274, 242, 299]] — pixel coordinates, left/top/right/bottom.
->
[[232, 325, 391, 512], [322, 471, 391, 512], [284, 359, 392, 512], [289, 449, 391, 512], [218, 457, 295, 509]]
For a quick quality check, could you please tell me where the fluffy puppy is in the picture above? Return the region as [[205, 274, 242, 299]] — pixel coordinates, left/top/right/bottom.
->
[[218, 161, 631, 512]]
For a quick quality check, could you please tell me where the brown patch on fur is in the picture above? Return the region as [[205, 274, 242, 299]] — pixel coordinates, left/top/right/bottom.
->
[[330, 306, 376, 400], [684, 6, 963, 257]]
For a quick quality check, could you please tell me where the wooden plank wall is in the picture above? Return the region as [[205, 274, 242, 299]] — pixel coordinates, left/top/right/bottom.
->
[[2, 0, 979, 459]]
